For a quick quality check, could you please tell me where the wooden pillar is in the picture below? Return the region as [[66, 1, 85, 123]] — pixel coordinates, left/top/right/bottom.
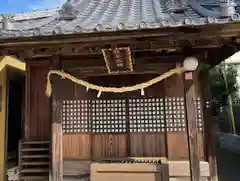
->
[[184, 72, 200, 181], [0, 68, 7, 181], [164, 63, 185, 160], [200, 70, 218, 181], [51, 55, 63, 181]]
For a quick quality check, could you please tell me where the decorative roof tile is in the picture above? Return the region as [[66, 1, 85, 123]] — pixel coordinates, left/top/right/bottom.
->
[[0, 0, 240, 39], [0, 8, 59, 21]]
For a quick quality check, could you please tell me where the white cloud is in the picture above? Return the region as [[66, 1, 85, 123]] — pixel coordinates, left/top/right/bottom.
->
[[28, 0, 66, 11]]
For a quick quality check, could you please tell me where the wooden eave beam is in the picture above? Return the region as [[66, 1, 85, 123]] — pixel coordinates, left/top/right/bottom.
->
[[65, 63, 177, 78], [57, 54, 203, 77], [26, 53, 190, 77], [0, 36, 231, 59], [207, 43, 239, 67], [59, 54, 188, 69]]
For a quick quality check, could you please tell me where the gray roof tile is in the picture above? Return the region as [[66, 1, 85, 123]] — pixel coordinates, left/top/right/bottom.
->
[[0, 0, 240, 39]]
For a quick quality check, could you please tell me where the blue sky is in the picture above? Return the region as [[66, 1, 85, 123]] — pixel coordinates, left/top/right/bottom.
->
[[0, 0, 66, 13]]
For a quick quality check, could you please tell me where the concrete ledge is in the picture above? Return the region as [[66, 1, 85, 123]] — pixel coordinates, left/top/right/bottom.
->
[[63, 160, 210, 180], [91, 163, 169, 181], [91, 161, 209, 181], [170, 177, 208, 181], [219, 133, 240, 155], [92, 161, 209, 177], [168, 161, 209, 177]]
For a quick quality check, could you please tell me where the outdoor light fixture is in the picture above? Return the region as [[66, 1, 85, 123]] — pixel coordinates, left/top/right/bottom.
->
[[183, 56, 199, 71]]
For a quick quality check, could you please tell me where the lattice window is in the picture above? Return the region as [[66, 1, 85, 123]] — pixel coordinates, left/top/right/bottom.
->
[[165, 97, 186, 132], [61, 97, 204, 133], [62, 100, 90, 133], [91, 99, 127, 133], [195, 98, 203, 131], [129, 98, 165, 132]]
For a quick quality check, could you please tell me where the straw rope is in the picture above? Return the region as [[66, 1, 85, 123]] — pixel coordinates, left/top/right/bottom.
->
[[45, 67, 187, 97]]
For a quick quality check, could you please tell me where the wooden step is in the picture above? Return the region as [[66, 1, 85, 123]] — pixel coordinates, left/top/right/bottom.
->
[[21, 141, 50, 145], [20, 176, 49, 180], [21, 154, 49, 159], [64, 173, 90, 179], [21, 148, 49, 152], [21, 161, 50, 166], [20, 168, 49, 173]]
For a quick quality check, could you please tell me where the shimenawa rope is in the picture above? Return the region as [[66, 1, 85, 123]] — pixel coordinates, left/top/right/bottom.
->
[[45, 67, 187, 97]]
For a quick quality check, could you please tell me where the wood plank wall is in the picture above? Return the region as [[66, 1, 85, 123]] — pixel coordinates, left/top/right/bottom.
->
[[60, 74, 167, 160], [164, 70, 187, 160], [59, 73, 205, 160], [25, 61, 51, 141]]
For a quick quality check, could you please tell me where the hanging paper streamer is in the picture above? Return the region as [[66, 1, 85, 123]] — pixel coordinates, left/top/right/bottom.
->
[[141, 88, 145, 96], [97, 91, 102, 98]]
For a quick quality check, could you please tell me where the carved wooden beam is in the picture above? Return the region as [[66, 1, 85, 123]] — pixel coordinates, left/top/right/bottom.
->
[[60, 53, 199, 77], [0, 34, 235, 59], [60, 53, 192, 70]]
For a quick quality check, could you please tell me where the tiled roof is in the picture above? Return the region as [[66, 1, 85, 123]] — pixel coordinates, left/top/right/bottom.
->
[[0, 0, 240, 39]]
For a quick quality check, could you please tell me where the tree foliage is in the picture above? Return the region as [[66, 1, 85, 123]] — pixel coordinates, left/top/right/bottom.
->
[[209, 65, 239, 105]]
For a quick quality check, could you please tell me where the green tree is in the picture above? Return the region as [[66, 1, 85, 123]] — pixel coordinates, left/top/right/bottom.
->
[[210, 65, 240, 134], [209, 65, 239, 121], [210, 65, 239, 105]]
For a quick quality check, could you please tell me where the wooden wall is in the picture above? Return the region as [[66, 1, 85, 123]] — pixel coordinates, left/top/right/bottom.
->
[[59, 74, 167, 160], [25, 61, 51, 141], [58, 72, 205, 161], [63, 133, 167, 160], [25, 61, 205, 161]]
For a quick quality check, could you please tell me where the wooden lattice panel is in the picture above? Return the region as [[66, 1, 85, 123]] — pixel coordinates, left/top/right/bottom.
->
[[61, 97, 204, 133], [165, 97, 186, 132], [91, 99, 127, 133], [195, 98, 204, 131], [129, 98, 165, 132], [62, 100, 90, 133]]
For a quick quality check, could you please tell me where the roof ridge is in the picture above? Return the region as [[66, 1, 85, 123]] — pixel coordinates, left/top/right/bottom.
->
[[0, 8, 60, 21], [12, 8, 60, 15]]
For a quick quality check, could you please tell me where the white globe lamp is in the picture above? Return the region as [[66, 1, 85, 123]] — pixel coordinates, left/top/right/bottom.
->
[[183, 56, 199, 71]]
